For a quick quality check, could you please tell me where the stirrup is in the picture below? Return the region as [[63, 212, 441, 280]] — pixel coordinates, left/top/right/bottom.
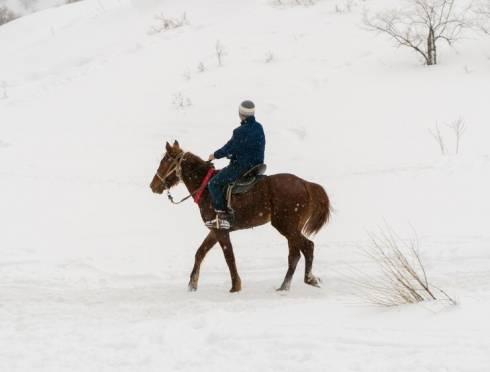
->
[[205, 217, 231, 230], [205, 211, 232, 230]]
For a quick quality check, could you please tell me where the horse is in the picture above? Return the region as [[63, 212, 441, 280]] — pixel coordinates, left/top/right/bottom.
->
[[150, 140, 331, 292]]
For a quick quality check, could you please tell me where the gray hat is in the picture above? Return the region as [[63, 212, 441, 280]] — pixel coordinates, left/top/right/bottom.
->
[[239, 100, 255, 116]]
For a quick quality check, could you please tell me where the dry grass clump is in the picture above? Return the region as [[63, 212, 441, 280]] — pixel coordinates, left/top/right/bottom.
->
[[148, 13, 188, 35], [352, 228, 455, 307]]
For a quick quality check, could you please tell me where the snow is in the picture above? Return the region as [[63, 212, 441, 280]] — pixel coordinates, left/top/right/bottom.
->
[[1, 0, 490, 370]]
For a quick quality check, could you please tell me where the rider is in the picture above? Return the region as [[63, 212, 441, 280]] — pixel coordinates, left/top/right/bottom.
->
[[206, 100, 265, 229]]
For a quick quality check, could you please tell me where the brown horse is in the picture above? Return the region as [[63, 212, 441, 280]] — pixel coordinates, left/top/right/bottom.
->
[[150, 140, 331, 292]]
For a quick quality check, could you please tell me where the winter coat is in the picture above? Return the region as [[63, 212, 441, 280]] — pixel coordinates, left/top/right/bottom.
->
[[213, 116, 265, 170]]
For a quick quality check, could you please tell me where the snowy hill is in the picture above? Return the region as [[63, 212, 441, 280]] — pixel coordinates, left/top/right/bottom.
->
[[1, 0, 490, 371]]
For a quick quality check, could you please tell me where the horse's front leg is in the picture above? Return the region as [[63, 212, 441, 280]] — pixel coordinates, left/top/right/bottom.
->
[[188, 231, 217, 291], [216, 231, 242, 293]]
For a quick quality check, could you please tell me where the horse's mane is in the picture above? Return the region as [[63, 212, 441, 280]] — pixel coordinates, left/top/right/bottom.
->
[[182, 151, 213, 176]]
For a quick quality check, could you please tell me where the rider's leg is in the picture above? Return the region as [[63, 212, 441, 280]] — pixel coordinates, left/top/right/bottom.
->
[[206, 165, 244, 229], [208, 165, 243, 211], [208, 170, 229, 212]]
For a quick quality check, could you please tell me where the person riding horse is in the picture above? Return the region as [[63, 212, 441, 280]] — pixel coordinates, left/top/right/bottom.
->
[[150, 112, 330, 291], [206, 100, 265, 229]]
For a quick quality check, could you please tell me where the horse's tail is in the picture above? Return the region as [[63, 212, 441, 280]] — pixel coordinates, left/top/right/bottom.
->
[[302, 181, 330, 237]]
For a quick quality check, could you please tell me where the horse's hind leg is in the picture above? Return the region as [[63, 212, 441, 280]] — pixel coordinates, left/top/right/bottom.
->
[[272, 217, 302, 291], [277, 235, 302, 291], [216, 231, 242, 293], [189, 231, 217, 291], [299, 237, 321, 287]]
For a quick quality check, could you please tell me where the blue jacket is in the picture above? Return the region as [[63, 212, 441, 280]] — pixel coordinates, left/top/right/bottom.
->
[[214, 116, 265, 169]]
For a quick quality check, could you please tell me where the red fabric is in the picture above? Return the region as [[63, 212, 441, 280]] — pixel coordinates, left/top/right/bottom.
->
[[193, 168, 218, 204]]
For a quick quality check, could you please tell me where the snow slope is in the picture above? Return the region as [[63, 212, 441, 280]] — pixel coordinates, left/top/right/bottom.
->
[[1, 0, 490, 371]]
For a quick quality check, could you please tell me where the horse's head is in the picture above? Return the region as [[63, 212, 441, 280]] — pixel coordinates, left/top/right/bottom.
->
[[150, 140, 184, 194]]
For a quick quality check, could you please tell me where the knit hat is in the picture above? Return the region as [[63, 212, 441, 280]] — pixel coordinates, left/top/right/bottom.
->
[[239, 100, 255, 117]]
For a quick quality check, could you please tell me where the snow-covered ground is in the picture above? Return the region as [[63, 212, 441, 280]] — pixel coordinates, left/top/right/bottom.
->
[[1, 0, 490, 370]]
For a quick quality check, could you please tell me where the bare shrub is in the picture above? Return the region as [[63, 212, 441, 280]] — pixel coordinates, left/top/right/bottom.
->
[[215, 41, 226, 67], [429, 118, 467, 155], [148, 12, 188, 35], [334, 0, 355, 14], [273, 0, 316, 6], [0, 6, 18, 26], [353, 228, 455, 307], [172, 92, 192, 109], [265, 51, 275, 63], [1, 81, 7, 99], [429, 124, 447, 155], [448, 117, 466, 154], [182, 70, 191, 81], [18, 0, 35, 11], [364, 0, 471, 65], [197, 61, 206, 73]]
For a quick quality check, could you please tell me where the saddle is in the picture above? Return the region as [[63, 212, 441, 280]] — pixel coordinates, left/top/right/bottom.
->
[[226, 164, 267, 209]]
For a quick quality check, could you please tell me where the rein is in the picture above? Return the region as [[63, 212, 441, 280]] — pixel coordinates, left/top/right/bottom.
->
[[166, 167, 216, 205], [166, 190, 194, 204]]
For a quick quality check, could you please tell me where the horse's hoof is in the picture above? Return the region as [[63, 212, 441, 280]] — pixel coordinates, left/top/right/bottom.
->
[[305, 275, 322, 288], [188, 283, 197, 292], [276, 283, 291, 291], [229, 283, 241, 293]]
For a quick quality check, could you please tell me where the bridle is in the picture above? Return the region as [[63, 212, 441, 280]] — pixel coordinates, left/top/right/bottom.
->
[[156, 151, 187, 185], [155, 151, 214, 205]]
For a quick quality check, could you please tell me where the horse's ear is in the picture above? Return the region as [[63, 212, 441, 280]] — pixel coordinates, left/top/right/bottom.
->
[[165, 141, 172, 152], [173, 140, 180, 148]]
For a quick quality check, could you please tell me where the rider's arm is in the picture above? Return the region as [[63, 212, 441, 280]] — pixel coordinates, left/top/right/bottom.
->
[[213, 129, 238, 159]]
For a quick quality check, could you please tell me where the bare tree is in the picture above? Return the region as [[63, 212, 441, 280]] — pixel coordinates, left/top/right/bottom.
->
[[475, 0, 490, 34], [364, 0, 471, 65]]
